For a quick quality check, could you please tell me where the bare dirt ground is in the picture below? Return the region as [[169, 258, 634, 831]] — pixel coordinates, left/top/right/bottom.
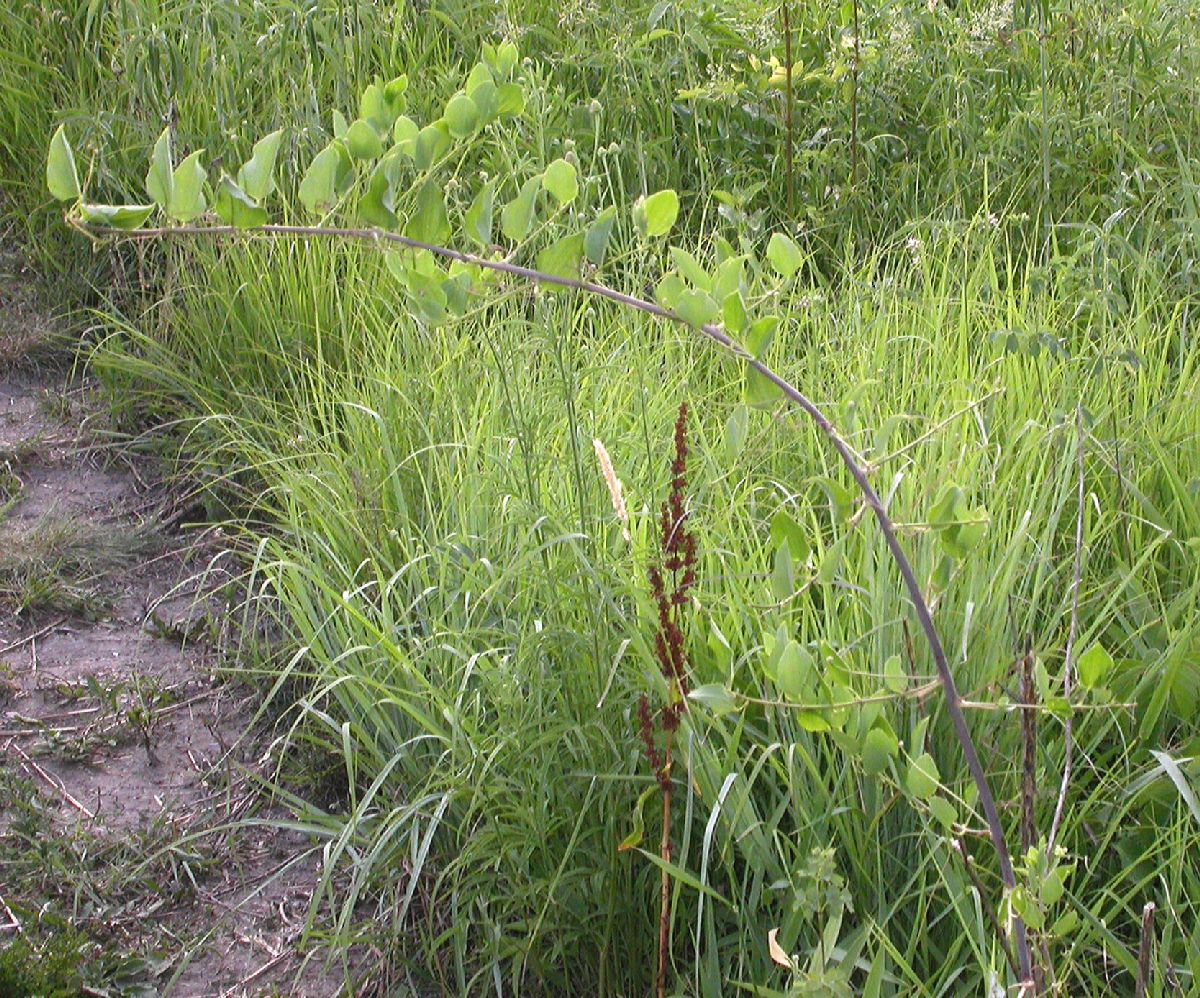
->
[[0, 251, 351, 996]]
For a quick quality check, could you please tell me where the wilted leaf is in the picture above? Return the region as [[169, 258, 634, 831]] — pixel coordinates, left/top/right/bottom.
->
[[77, 203, 155, 229], [767, 928, 794, 970]]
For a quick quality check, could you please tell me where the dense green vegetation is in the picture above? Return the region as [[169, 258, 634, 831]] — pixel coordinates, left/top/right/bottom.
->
[[4, 0, 1200, 994]]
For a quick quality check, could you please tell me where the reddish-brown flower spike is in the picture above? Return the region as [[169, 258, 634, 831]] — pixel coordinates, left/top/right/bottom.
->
[[639, 401, 696, 778], [638, 693, 664, 775]]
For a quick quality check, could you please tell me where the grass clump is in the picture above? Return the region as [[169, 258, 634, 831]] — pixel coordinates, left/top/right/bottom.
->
[[0, 931, 90, 998], [0, 515, 163, 617], [81, 220, 1200, 993]]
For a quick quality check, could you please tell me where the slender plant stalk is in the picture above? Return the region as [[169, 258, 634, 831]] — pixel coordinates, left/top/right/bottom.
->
[[954, 838, 1019, 978], [1048, 407, 1085, 856], [782, 0, 795, 217], [1134, 902, 1155, 997], [77, 218, 1035, 984], [851, 0, 860, 186], [1038, 0, 1051, 226], [1018, 642, 1043, 993], [657, 724, 674, 998], [1019, 644, 1037, 856]]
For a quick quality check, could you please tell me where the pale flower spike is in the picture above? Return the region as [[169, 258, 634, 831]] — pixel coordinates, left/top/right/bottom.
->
[[592, 438, 630, 543]]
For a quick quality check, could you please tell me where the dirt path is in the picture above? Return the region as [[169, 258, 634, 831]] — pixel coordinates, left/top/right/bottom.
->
[[0, 255, 348, 996]]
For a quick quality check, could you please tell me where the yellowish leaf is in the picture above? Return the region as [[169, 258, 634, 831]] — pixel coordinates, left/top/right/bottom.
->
[[767, 928, 794, 970]]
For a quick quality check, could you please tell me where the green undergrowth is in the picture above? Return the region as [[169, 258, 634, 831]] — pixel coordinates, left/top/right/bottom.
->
[[88, 219, 1200, 994], [5, 0, 1200, 994], [4, 0, 1200, 286]]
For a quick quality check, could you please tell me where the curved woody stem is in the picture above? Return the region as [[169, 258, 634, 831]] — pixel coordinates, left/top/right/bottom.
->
[[79, 218, 1034, 984]]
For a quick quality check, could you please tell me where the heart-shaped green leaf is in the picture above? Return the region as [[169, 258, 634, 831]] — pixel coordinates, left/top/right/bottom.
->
[[1077, 643, 1113, 690], [167, 150, 207, 221], [689, 684, 738, 716], [346, 119, 384, 160], [766, 231, 804, 278], [359, 161, 399, 230], [770, 510, 810, 561], [405, 180, 451, 245], [299, 141, 352, 214], [145, 128, 173, 210], [501, 175, 541, 243], [906, 753, 940, 800], [535, 232, 584, 283], [585, 206, 617, 265], [444, 93, 479, 138], [542, 158, 578, 206], [414, 122, 451, 171], [46, 125, 80, 202], [635, 189, 679, 239], [776, 641, 814, 701], [464, 181, 495, 248], [236, 129, 283, 201], [213, 176, 266, 228], [861, 726, 899, 776]]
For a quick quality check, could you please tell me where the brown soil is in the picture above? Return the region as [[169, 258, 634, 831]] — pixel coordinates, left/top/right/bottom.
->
[[0, 256, 352, 996]]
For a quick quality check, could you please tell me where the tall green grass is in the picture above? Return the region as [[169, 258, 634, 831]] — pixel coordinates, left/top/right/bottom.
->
[[4, 0, 1200, 993], [85, 216, 1200, 992]]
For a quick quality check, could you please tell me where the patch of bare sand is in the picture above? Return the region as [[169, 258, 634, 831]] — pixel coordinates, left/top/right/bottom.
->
[[0, 329, 357, 994]]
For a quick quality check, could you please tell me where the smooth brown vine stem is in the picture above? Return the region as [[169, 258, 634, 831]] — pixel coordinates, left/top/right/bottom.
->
[[79, 218, 1034, 984]]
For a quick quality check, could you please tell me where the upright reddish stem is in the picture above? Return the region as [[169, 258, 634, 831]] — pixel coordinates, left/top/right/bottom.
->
[[657, 724, 674, 998]]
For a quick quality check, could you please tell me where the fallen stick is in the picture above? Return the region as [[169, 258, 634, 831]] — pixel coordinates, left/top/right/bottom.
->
[[5, 740, 95, 818]]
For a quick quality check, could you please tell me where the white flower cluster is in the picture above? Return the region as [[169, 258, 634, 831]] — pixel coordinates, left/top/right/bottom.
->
[[963, 0, 1014, 53], [557, 0, 599, 30]]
